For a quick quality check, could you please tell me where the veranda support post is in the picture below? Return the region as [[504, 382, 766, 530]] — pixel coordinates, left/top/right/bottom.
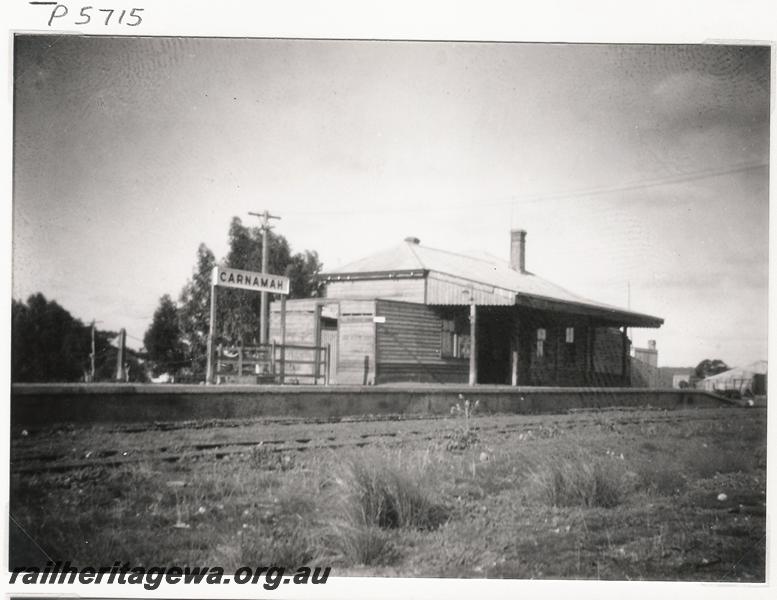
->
[[279, 294, 287, 384], [468, 302, 477, 386]]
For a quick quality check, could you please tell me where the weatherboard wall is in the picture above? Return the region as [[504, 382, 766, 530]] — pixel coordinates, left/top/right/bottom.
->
[[374, 299, 468, 384]]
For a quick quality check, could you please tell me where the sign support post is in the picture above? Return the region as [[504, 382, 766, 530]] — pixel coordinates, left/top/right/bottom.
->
[[206, 271, 218, 384]]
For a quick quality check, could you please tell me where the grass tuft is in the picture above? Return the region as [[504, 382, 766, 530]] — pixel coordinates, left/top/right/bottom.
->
[[325, 523, 400, 566], [528, 453, 628, 508], [323, 451, 447, 566], [332, 453, 447, 530]]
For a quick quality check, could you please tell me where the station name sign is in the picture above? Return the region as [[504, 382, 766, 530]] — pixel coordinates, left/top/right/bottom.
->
[[212, 266, 290, 295]]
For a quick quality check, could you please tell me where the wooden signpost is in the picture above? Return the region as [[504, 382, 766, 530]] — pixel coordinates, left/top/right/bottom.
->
[[205, 266, 290, 384]]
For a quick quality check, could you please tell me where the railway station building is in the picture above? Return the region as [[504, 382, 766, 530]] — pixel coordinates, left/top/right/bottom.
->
[[270, 231, 663, 386]]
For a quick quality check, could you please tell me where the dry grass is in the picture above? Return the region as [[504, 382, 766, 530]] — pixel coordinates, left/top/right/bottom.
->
[[10, 407, 767, 580], [527, 452, 629, 508], [684, 446, 752, 478], [323, 524, 399, 566], [323, 450, 448, 565], [633, 462, 688, 496], [239, 520, 315, 566], [330, 451, 446, 530]]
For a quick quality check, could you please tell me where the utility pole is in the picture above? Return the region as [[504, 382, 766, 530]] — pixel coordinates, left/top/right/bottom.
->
[[248, 210, 281, 345], [87, 319, 105, 382]]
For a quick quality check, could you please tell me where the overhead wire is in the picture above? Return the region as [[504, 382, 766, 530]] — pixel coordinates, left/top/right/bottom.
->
[[281, 161, 767, 216]]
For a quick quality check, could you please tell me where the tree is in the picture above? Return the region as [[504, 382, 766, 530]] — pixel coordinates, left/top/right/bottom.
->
[[143, 294, 185, 377], [11, 293, 116, 382], [216, 217, 323, 344], [178, 243, 216, 378], [175, 219, 324, 375], [694, 358, 729, 380], [224, 217, 323, 298], [287, 249, 325, 299]]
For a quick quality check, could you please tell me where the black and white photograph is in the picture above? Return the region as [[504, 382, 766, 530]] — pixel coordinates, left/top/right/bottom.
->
[[6, 2, 773, 596]]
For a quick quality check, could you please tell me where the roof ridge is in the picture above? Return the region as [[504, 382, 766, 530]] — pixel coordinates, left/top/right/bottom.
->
[[404, 239, 427, 269]]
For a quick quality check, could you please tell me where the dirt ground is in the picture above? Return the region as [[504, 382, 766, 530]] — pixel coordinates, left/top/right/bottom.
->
[[10, 405, 767, 581]]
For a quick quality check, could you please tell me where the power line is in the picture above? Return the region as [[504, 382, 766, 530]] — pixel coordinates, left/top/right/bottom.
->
[[281, 161, 767, 217], [505, 161, 768, 205]]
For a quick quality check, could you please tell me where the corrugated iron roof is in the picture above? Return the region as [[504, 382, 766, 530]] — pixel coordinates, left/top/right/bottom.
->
[[323, 239, 663, 326]]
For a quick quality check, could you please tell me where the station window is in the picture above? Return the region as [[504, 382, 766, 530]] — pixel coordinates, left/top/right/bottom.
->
[[441, 319, 455, 357], [441, 318, 470, 359], [564, 327, 577, 364], [536, 328, 546, 359]]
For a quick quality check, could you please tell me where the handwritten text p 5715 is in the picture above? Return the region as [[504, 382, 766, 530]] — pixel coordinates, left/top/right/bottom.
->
[[29, 3, 145, 27]]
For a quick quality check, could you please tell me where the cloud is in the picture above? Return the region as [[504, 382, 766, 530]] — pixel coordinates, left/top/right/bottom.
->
[[651, 54, 769, 132]]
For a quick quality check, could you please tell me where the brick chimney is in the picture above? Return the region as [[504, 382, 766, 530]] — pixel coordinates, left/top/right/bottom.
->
[[510, 229, 527, 273]]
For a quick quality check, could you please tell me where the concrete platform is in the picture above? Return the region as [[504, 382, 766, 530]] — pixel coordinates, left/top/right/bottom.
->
[[11, 383, 736, 427]]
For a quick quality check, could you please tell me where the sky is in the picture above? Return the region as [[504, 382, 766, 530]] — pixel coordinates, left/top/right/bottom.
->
[[12, 36, 770, 368]]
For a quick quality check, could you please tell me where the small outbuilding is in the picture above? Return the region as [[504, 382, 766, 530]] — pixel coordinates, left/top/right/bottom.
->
[[270, 231, 663, 386], [698, 360, 768, 397]]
